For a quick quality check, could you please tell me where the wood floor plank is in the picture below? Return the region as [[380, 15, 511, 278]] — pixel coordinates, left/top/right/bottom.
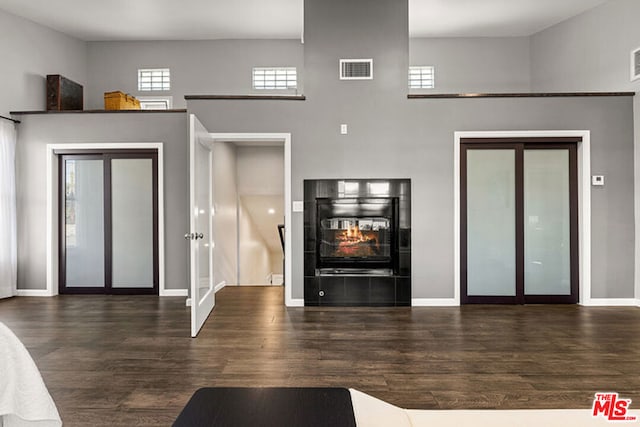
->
[[2, 286, 640, 425]]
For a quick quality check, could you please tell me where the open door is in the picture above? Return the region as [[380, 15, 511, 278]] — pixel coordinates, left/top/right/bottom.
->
[[188, 114, 215, 337]]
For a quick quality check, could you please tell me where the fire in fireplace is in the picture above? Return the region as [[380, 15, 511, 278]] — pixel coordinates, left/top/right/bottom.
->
[[320, 218, 389, 257], [316, 198, 398, 273]]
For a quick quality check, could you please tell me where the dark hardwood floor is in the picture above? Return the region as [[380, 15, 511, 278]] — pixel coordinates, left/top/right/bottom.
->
[[1, 286, 640, 426]]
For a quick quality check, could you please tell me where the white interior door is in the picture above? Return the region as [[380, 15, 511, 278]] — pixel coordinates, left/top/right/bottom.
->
[[189, 114, 215, 337]]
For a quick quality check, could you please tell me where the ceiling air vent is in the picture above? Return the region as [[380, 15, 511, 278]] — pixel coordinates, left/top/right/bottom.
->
[[340, 59, 373, 80], [632, 47, 640, 81]]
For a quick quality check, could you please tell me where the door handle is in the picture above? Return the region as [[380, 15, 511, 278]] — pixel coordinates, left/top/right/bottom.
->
[[185, 232, 205, 240]]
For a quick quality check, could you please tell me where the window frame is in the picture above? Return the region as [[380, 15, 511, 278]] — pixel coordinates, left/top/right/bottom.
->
[[252, 67, 297, 90], [409, 66, 435, 89], [138, 68, 171, 92]]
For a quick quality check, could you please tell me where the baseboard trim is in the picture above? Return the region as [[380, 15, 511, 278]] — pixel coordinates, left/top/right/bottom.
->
[[17, 289, 52, 297], [160, 289, 188, 297], [412, 298, 459, 307], [581, 298, 638, 307], [214, 281, 226, 293], [286, 298, 304, 307], [235, 283, 274, 286]]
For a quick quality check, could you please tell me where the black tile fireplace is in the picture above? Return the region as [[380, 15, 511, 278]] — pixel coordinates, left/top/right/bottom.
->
[[304, 179, 411, 306]]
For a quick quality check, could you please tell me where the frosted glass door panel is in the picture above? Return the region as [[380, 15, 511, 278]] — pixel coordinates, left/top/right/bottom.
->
[[111, 158, 154, 288], [65, 159, 105, 287], [524, 150, 571, 295], [466, 150, 516, 296]]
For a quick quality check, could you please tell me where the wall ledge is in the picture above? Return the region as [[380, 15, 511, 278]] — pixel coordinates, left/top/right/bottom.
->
[[408, 92, 635, 99], [10, 109, 187, 115], [184, 95, 305, 101]]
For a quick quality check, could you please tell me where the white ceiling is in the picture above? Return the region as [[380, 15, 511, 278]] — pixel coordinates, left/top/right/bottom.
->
[[0, 0, 609, 41], [409, 0, 609, 37]]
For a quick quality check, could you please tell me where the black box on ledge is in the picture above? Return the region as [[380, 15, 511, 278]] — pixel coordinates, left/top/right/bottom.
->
[[46, 74, 83, 111]]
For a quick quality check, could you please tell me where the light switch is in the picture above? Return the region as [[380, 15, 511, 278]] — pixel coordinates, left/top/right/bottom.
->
[[340, 124, 348, 134], [592, 175, 605, 186], [292, 201, 304, 212]]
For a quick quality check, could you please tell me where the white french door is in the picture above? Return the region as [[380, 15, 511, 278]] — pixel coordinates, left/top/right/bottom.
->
[[188, 114, 215, 337]]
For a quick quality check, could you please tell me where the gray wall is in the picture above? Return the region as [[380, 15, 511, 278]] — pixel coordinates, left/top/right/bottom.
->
[[529, 0, 640, 299], [184, 0, 635, 301], [410, 37, 531, 93], [0, 9, 87, 117], [213, 142, 239, 286], [86, 37, 532, 108], [9, 0, 638, 301], [86, 39, 304, 109], [530, 0, 640, 92], [188, 90, 635, 301], [15, 112, 189, 291]]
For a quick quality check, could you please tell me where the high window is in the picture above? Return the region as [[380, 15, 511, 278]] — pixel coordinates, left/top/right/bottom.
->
[[408, 66, 435, 89], [252, 67, 297, 90], [138, 68, 171, 91]]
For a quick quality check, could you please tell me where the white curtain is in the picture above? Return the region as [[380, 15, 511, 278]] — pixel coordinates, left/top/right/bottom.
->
[[0, 120, 17, 299]]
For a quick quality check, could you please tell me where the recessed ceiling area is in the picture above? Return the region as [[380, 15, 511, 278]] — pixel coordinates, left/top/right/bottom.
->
[[0, 0, 609, 41]]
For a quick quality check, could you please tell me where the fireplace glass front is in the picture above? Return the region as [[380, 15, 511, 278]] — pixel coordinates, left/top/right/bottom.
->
[[316, 198, 398, 274]]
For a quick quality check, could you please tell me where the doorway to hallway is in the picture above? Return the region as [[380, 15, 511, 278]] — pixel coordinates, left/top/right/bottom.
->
[[207, 131, 293, 300], [211, 141, 285, 288], [460, 138, 579, 304], [235, 143, 285, 287]]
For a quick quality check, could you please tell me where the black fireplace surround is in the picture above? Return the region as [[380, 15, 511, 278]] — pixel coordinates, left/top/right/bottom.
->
[[304, 179, 411, 306]]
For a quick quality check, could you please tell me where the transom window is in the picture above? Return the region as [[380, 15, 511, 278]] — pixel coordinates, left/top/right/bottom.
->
[[409, 66, 435, 89], [138, 68, 170, 91], [252, 67, 297, 90]]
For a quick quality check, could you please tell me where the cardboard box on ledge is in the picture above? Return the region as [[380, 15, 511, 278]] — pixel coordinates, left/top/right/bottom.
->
[[104, 91, 141, 110]]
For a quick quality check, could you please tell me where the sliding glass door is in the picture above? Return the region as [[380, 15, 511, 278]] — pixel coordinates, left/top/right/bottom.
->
[[60, 151, 158, 294], [465, 149, 517, 298], [461, 139, 578, 304], [62, 156, 105, 289]]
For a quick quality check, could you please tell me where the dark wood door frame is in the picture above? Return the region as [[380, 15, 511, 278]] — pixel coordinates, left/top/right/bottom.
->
[[59, 150, 159, 295], [460, 138, 580, 304]]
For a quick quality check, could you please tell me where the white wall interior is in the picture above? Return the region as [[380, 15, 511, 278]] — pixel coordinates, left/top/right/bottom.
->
[[237, 199, 274, 285], [236, 145, 284, 285]]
